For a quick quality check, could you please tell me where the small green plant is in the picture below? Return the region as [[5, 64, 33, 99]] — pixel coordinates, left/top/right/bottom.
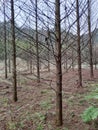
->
[[81, 85, 98, 124], [33, 113, 45, 130], [20, 78, 27, 85], [25, 111, 33, 121], [85, 93, 98, 100], [41, 89, 48, 94], [3, 97, 8, 107], [17, 120, 25, 129], [63, 128, 69, 130], [67, 97, 74, 106], [36, 123, 44, 130], [40, 100, 51, 110], [81, 106, 98, 123], [7, 120, 25, 130], [79, 99, 85, 105], [7, 121, 16, 130], [33, 112, 46, 122]]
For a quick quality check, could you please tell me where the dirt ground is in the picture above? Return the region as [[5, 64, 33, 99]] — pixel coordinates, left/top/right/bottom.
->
[[0, 66, 98, 130]]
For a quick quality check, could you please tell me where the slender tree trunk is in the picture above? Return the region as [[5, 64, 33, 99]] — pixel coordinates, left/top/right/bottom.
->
[[3, 1, 7, 79], [94, 44, 97, 70], [35, 0, 40, 82], [94, 51, 97, 70], [55, 0, 63, 126], [64, 52, 68, 72], [29, 18, 32, 74], [27, 45, 29, 71], [72, 47, 74, 71], [30, 61, 32, 74], [65, 52, 68, 72], [33, 63, 35, 73], [8, 55, 11, 73], [29, 45, 32, 74], [46, 2, 50, 72], [27, 61, 29, 71], [88, 0, 94, 78], [8, 28, 11, 73], [47, 28, 50, 72], [11, 0, 17, 101], [76, 0, 82, 87], [30, 54, 32, 74]]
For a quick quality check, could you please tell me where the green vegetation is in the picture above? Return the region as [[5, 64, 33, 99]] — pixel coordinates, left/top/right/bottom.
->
[[82, 106, 98, 123], [7, 121, 17, 130], [33, 112, 46, 122], [40, 100, 52, 110], [36, 124, 44, 130], [7, 120, 25, 130], [81, 84, 98, 126]]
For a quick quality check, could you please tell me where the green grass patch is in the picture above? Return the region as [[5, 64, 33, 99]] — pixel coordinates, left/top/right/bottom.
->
[[40, 100, 52, 110]]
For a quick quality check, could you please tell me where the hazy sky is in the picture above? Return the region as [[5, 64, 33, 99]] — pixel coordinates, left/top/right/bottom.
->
[[0, 0, 98, 34]]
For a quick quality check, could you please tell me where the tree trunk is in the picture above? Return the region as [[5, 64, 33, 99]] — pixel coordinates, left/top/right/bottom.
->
[[46, 3, 50, 72], [47, 28, 50, 72], [3, 1, 7, 79], [72, 47, 74, 71], [8, 28, 11, 73], [76, 0, 82, 87], [55, 0, 63, 126], [65, 52, 68, 72], [11, 0, 17, 102], [88, 0, 94, 78], [29, 45, 32, 74], [35, 0, 40, 82], [8, 55, 11, 73], [94, 44, 97, 70], [30, 58, 32, 74], [29, 18, 33, 74]]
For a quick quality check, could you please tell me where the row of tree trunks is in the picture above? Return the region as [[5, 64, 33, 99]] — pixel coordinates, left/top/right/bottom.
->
[[2, 0, 94, 126]]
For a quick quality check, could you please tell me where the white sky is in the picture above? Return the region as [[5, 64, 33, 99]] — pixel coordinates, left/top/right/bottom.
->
[[0, 0, 98, 34]]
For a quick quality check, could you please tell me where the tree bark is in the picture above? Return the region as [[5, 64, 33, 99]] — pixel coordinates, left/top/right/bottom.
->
[[94, 44, 97, 70], [55, 0, 63, 126], [72, 47, 74, 71], [3, 1, 7, 79], [88, 0, 94, 78], [47, 28, 50, 72], [8, 28, 11, 73], [65, 52, 68, 72], [76, 0, 82, 87], [11, 0, 17, 101], [35, 0, 40, 82]]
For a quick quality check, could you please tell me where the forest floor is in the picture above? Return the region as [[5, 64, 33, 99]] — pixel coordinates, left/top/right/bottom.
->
[[0, 64, 98, 130]]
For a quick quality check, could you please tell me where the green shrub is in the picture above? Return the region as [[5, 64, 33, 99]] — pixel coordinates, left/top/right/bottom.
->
[[81, 85, 98, 124], [81, 106, 98, 123]]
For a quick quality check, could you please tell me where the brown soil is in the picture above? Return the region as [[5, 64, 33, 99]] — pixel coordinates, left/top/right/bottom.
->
[[0, 68, 98, 130]]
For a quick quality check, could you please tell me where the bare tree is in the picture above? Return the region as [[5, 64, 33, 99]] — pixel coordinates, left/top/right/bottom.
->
[[8, 32, 11, 73], [45, 28, 50, 72], [35, 0, 40, 82], [11, 0, 17, 101], [71, 46, 74, 71], [55, 0, 62, 126], [29, 18, 33, 74], [3, 0, 7, 79], [76, 0, 82, 87], [88, 0, 94, 78]]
